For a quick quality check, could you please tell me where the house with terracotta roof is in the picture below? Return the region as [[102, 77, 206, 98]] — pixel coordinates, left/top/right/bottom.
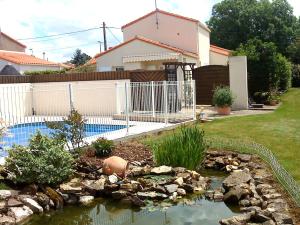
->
[[0, 32, 65, 74], [0, 50, 64, 74], [95, 9, 231, 78]]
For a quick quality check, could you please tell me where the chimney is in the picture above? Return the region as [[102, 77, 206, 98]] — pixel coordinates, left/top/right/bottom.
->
[[43, 52, 45, 60]]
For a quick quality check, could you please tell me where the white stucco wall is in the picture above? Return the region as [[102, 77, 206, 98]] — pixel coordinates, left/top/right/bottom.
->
[[0, 83, 32, 123], [198, 26, 210, 66], [0, 59, 61, 74], [123, 12, 199, 55], [210, 51, 229, 65], [32, 80, 130, 116], [229, 56, 248, 110], [96, 39, 196, 71]]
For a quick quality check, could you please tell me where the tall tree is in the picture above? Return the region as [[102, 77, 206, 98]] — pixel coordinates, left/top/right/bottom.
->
[[207, 0, 298, 56], [70, 49, 91, 67]]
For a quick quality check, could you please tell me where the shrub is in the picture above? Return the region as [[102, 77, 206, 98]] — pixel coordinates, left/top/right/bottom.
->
[[212, 86, 234, 107], [235, 39, 292, 94], [276, 54, 292, 91], [24, 69, 67, 76], [152, 126, 208, 170], [46, 109, 87, 151], [5, 132, 74, 185], [92, 138, 114, 157], [292, 64, 300, 87]]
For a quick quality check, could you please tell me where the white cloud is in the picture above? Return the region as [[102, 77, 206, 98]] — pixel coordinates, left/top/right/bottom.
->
[[0, 0, 298, 62]]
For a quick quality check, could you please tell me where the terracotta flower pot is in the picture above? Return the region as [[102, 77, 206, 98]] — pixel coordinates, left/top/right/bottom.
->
[[103, 156, 128, 178], [217, 106, 231, 115], [269, 100, 277, 106]]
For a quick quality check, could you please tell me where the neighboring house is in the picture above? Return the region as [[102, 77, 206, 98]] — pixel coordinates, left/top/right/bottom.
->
[[0, 32, 26, 52], [210, 45, 231, 65], [0, 50, 63, 74], [96, 9, 231, 75]]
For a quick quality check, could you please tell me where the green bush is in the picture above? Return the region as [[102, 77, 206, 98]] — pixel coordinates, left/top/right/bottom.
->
[[5, 132, 74, 185], [235, 39, 292, 95], [152, 126, 208, 170], [24, 69, 67, 75], [292, 64, 300, 87], [92, 138, 114, 157], [46, 109, 87, 151], [212, 86, 234, 107], [275, 54, 292, 91]]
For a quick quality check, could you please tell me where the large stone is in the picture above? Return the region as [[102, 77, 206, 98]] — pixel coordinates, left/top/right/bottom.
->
[[223, 186, 250, 204], [177, 188, 186, 196], [271, 212, 293, 224], [79, 196, 94, 205], [262, 193, 282, 201], [21, 197, 43, 213], [223, 171, 252, 190], [164, 184, 178, 194], [120, 183, 139, 192], [174, 177, 184, 186], [0, 215, 15, 225], [137, 192, 168, 200], [84, 177, 106, 193], [111, 190, 128, 200], [181, 184, 194, 193], [151, 166, 173, 175], [129, 196, 145, 207], [0, 190, 12, 200], [7, 198, 23, 207], [44, 187, 64, 209], [108, 175, 118, 184], [36, 192, 50, 207], [59, 183, 82, 194], [0, 200, 7, 213], [9, 206, 33, 223], [220, 212, 254, 225], [238, 154, 251, 162]]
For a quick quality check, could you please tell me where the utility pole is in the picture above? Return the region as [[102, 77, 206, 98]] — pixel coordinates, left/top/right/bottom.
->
[[97, 41, 102, 53], [102, 22, 107, 51]]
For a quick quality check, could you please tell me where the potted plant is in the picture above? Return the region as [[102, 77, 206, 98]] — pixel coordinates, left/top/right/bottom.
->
[[267, 90, 280, 106], [212, 86, 234, 115]]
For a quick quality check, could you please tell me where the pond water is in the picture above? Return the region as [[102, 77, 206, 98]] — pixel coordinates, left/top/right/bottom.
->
[[24, 170, 239, 225]]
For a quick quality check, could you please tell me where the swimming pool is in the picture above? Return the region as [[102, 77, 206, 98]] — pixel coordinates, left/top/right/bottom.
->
[[0, 122, 126, 153]]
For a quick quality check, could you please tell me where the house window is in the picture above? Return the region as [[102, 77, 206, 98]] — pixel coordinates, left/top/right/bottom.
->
[[115, 67, 124, 71]]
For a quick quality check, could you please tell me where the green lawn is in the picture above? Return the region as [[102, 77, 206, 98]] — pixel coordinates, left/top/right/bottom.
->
[[200, 88, 300, 183]]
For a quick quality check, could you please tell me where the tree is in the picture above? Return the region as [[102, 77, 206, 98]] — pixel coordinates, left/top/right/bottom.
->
[[235, 39, 291, 94], [207, 0, 298, 56], [70, 49, 91, 67]]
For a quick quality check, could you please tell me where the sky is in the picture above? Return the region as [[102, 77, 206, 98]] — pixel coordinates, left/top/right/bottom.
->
[[0, 0, 299, 63]]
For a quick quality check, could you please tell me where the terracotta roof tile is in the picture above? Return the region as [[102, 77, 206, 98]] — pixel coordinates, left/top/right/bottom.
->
[[95, 36, 198, 59], [210, 45, 231, 56], [0, 32, 26, 48], [121, 9, 210, 32], [0, 50, 60, 66]]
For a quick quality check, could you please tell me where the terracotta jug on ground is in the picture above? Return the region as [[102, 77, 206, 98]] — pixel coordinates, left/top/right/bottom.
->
[[103, 156, 128, 178]]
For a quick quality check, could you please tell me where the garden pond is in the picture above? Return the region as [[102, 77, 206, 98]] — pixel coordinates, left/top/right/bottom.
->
[[24, 170, 240, 225]]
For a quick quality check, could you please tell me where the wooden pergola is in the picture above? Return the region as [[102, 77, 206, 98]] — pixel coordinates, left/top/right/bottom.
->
[[163, 62, 196, 81]]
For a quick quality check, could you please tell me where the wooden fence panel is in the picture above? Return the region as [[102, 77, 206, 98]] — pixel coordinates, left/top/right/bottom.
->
[[0, 70, 166, 84], [192, 65, 229, 105]]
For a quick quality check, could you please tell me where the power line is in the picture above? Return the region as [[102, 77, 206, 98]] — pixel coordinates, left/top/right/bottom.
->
[[18, 26, 121, 41], [107, 27, 122, 43], [41, 42, 98, 52]]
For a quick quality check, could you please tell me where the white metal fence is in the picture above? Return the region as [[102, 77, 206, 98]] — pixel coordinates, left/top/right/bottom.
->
[[0, 80, 196, 152]]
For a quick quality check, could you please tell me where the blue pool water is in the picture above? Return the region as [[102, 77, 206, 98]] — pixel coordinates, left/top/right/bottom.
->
[[0, 122, 126, 154]]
